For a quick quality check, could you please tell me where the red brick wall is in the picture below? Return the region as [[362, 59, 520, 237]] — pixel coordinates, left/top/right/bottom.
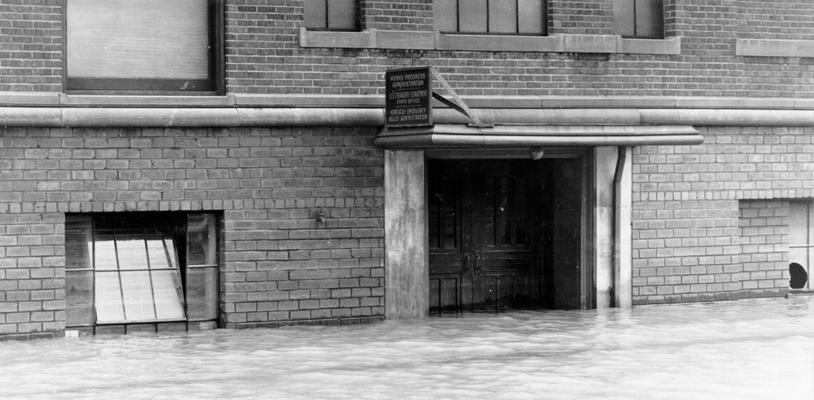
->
[[361, 0, 433, 31], [4, 0, 814, 96], [0, 0, 62, 92], [0, 126, 385, 337], [223, 0, 814, 97], [631, 126, 813, 304], [548, 0, 613, 35], [738, 0, 814, 40], [738, 200, 788, 291]]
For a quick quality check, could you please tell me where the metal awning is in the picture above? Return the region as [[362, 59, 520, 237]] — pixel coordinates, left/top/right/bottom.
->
[[374, 124, 702, 148]]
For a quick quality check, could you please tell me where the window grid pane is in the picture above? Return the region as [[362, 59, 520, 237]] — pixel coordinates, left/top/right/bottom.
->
[[94, 271, 125, 323], [517, 0, 544, 34], [437, 0, 544, 35], [304, 0, 328, 29], [634, 0, 664, 38], [328, 0, 359, 31], [613, 0, 636, 37], [434, 0, 459, 32], [789, 202, 813, 290], [489, 0, 518, 33], [304, 0, 358, 31], [459, 0, 488, 33], [120, 271, 158, 321]]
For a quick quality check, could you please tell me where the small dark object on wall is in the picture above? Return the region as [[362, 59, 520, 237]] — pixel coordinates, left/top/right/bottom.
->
[[789, 263, 808, 289]]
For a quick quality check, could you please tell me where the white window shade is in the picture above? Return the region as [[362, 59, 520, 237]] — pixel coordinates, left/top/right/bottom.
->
[[66, 0, 215, 91]]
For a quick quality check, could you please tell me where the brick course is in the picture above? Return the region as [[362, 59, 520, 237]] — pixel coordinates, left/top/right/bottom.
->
[[0, 0, 62, 92], [4, 0, 811, 96], [631, 127, 813, 304], [0, 126, 385, 335]]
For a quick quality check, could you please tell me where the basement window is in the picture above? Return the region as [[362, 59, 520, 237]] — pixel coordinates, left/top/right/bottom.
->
[[65, 212, 219, 333], [789, 202, 812, 290]]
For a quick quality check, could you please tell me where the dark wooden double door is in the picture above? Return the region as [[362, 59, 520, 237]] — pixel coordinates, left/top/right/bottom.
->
[[428, 158, 583, 313]]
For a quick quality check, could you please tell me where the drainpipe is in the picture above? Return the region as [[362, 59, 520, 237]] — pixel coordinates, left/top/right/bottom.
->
[[613, 146, 633, 308]]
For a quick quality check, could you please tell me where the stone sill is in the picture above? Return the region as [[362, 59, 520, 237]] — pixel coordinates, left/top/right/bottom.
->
[[300, 28, 681, 55], [736, 39, 814, 58]]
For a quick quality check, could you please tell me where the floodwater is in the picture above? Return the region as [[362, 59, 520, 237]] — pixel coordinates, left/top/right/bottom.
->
[[1, 298, 812, 400]]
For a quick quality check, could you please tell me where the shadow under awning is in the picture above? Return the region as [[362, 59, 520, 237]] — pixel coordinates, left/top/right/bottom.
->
[[374, 124, 702, 148]]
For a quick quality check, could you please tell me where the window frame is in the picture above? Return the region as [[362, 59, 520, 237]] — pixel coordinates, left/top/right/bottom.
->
[[434, 0, 547, 36], [613, 0, 664, 39], [65, 212, 220, 331], [789, 201, 813, 290], [62, 0, 225, 95], [303, 0, 361, 32]]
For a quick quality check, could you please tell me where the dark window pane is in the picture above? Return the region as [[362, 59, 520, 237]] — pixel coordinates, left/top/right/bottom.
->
[[518, 0, 545, 34], [186, 266, 218, 321], [328, 0, 358, 31], [489, 0, 518, 33], [95, 271, 125, 323], [66, 270, 94, 326], [188, 214, 217, 266], [65, 215, 92, 270], [120, 271, 157, 321], [635, 0, 663, 38], [459, 0, 488, 33], [304, 0, 327, 29], [613, 0, 636, 37], [434, 0, 458, 32]]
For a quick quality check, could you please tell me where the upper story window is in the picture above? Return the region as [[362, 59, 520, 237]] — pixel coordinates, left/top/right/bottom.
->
[[433, 0, 546, 35], [65, 0, 223, 94], [613, 0, 664, 39], [304, 0, 360, 31]]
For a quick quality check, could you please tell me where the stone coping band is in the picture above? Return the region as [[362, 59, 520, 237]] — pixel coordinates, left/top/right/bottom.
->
[[2, 107, 813, 128], [3, 93, 814, 111]]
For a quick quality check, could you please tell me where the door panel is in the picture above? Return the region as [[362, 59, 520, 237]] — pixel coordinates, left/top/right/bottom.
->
[[429, 160, 543, 313], [546, 158, 584, 309]]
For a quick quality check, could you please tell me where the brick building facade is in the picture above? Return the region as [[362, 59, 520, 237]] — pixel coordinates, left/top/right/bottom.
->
[[0, 0, 813, 340]]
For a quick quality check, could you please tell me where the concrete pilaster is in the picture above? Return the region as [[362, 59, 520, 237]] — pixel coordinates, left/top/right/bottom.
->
[[594, 146, 618, 309], [614, 147, 633, 308], [384, 149, 428, 319]]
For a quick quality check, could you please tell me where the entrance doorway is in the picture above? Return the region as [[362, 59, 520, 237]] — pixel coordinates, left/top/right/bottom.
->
[[428, 158, 585, 314]]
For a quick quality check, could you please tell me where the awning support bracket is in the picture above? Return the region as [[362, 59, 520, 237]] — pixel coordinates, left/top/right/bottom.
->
[[430, 68, 492, 128]]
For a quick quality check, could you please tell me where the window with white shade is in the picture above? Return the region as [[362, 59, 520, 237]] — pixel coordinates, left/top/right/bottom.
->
[[433, 0, 546, 35], [789, 202, 812, 290], [65, 213, 219, 331], [65, 0, 223, 93]]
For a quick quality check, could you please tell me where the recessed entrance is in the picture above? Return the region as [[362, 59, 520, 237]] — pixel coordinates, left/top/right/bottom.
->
[[428, 158, 585, 314]]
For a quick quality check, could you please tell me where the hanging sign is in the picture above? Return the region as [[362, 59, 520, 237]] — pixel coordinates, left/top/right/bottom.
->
[[385, 66, 433, 128]]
